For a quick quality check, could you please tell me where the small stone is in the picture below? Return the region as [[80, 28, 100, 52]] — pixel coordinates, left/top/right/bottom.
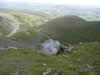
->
[[46, 68, 52, 73], [77, 59, 81, 62], [73, 51, 76, 53], [20, 66, 24, 69], [79, 42, 83, 45], [43, 63, 47, 66], [79, 65, 81, 67], [0, 61, 2, 64], [12, 72, 15, 75], [43, 72, 47, 75], [15, 72, 19, 75], [43, 68, 52, 75], [55, 70, 62, 75], [83, 65, 85, 67]]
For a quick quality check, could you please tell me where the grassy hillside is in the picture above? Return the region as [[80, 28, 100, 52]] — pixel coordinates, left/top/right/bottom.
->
[[10, 12, 51, 29], [0, 49, 73, 75], [11, 29, 40, 42], [0, 42, 99, 75], [0, 12, 19, 36], [70, 42, 100, 75], [40, 16, 100, 44], [0, 11, 53, 36], [10, 15, 100, 44]]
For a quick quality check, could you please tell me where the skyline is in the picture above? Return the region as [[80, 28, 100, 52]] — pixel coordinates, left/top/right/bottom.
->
[[0, 0, 99, 8], [4, 0, 100, 6]]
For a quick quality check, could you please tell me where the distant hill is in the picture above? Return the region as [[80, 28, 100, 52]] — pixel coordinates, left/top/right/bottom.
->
[[40, 16, 100, 43], [11, 12, 47, 29], [1, 2, 100, 21], [0, 10, 53, 36], [0, 10, 53, 49], [7, 15, 100, 44]]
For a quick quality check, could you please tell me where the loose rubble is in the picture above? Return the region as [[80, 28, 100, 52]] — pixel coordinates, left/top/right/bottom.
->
[[79, 64, 94, 72], [57, 43, 73, 54], [43, 68, 52, 75]]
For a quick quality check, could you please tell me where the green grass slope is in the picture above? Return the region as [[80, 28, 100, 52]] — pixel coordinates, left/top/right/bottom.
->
[[0, 49, 74, 75], [0, 10, 53, 36], [11, 29, 41, 42], [41, 16, 100, 44], [10, 12, 50, 29], [0, 12, 19, 36], [71, 42, 100, 75], [0, 42, 100, 75]]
